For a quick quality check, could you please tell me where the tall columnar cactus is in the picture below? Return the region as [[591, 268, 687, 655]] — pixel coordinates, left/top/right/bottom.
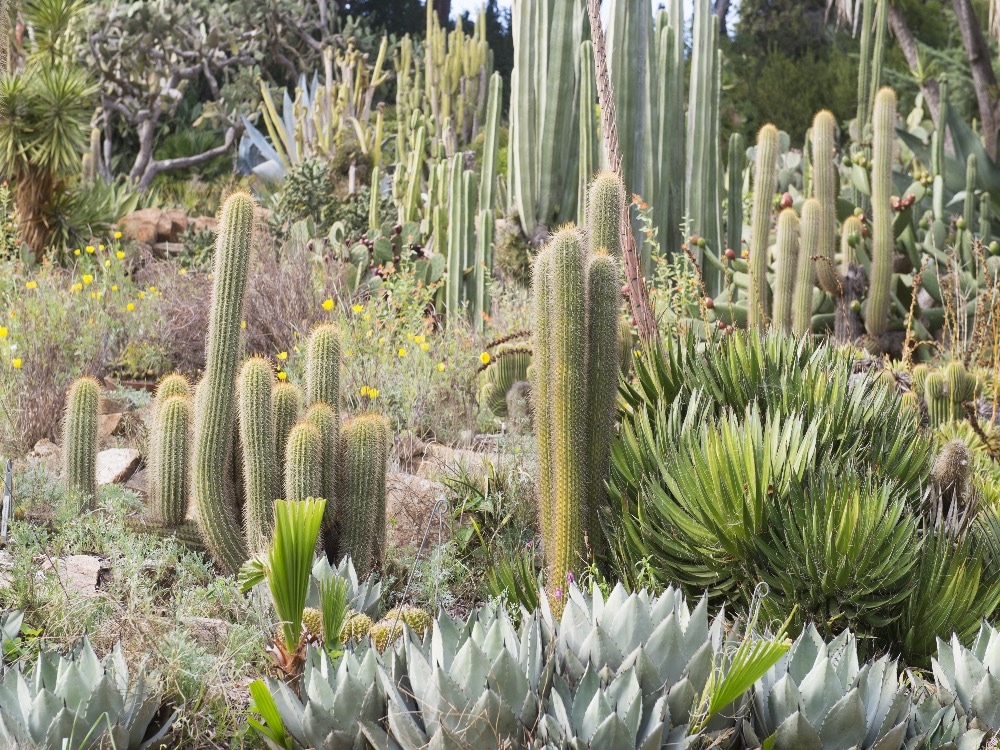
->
[[749, 124, 780, 329], [63, 377, 101, 504], [340, 414, 390, 576], [578, 40, 598, 225], [305, 403, 339, 552], [306, 324, 342, 409], [284, 422, 322, 503], [793, 198, 820, 336], [587, 172, 624, 259], [192, 191, 255, 574], [238, 357, 276, 554], [478, 72, 502, 215], [840, 215, 864, 276], [726, 132, 745, 257], [812, 111, 840, 294], [772, 208, 799, 332], [472, 209, 494, 333], [274, 382, 303, 482], [865, 88, 895, 340], [150, 394, 191, 526], [532, 249, 554, 555]]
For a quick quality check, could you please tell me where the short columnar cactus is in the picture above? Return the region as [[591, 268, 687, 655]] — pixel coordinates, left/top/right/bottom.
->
[[284, 422, 323, 503], [238, 357, 276, 554], [150, 395, 192, 526], [793, 197, 820, 336], [812, 110, 841, 295], [840, 215, 863, 276], [63, 377, 101, 504], [749, 124, 780, 329], [772, 208, 799, 331], [305, 402, 339, 554], [273, 381, 303, 483], [925, 372, 948, 427], [306, 323, 342, 409], [865, 88, 896, 339], [340, 414, 390, 576], [192, 191, 256, 574], [586, 171, 624, 259]]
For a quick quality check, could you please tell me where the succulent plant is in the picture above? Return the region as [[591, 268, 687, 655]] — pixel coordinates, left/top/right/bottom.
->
[[308, 554, 383, 621], [368, 620, 404, 654], [339, 414, 390, 576], [748, 124, 779, 329], [383, 606, 432, 638], [478, 343, 532, 417], [148, 392, 191, 527], [301, 607, 323, 638], [341, 611, 374, 642], [273, 381, 303, 484], [63, 377, 101, 504], [743, 624, 909, 749], [0, 638, 176, 750], [238, 357, 276, 554], [865, 88, 895, 339], [931, 621, 1000, 733]]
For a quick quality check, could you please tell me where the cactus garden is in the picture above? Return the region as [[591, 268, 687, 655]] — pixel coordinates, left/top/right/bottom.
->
[[3, 0, 1000, 747]]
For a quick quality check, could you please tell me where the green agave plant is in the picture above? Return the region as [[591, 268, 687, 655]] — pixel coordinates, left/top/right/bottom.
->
[[0, 638, 175, 750]]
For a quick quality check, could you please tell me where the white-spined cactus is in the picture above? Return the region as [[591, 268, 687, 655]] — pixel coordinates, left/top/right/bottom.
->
[[743, 624, 910, 749], [0, 638, 175, 750]]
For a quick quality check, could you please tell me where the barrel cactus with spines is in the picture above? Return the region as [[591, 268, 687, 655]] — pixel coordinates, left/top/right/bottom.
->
[[150, 395, 192, 526], [63, 377, 101, 504], [478, 344, 532, 417], [284, 422, 323, 503], [340, 414, 390, 576], [586, 171, 624, 258], [273, 382, 303, 482], [925, 372, 949, 427], [812, 110, 841, 294], [340, 610, 374, 642], [749, 124, 780, 329], [238, 357, 276, 554], [305, 403, 339, 551], [865, 88, 896, 340], [944, 361, 976, 420], [192, 191, 256, 574], [306, 324, 342, 408], [793, 198, 820, 336], [772, 208, 799, 332], [384, 606, 432, 637]]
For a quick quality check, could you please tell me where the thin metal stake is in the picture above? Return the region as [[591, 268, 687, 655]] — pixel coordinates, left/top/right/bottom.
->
[[1, 458, 12, 543]]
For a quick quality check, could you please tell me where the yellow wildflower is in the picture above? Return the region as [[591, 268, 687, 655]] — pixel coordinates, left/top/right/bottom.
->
[[352, 304, 363, 313], [111, 285, 118, 292], [360, 386, 370, 397], [104, 260, 111, 268], [368, 388, 379, 399], [398, 348, 406, 357], [437, 362, 446, 372], [149, 286, 157, 293], [378, 337, 386, 344], [74, 248, 81, 256], [99, 244, 105, 251], [114, 231, 122, 239], [11, 358, 22, 369], [414, 334, 425, 344], [25, 281, 37, 290], [82, 274, 93, 285], [322, 298, 334, 310], [277, 371, 287, 381], [0, 327, 7, 338], [72, 283, 83, 292], [363, 314, 370, 322], [178, 268, 186, 275], [420, 342, 429, 352], [138, 291, 145, 300], [85, 245, 94, 254], [240, 320, 247, 329], [276, 351, 288, 361], [116, 251, 125, 260], [480, 352, 491, 365], [126, 303, 135, 311]]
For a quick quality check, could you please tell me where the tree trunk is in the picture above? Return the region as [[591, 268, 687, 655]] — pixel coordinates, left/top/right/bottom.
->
[[888, 4, 940, 125], [714, 0, 731, 37], [953, 0, 1000, 159]]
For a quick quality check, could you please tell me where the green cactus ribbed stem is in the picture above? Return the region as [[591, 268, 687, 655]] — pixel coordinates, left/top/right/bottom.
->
[[284, 422, 322, 503], [772, 208, 799, 332], [749, 124, 780, 329], [402, 126, 426, 224], [912, 364, 929, 398], [472, 209, 493, 333], [980, 194, 992, 244], [368, 167, 381, 232], [532, 248, 554, 555], [726, 132, 745, 258], [587, 172, 624, 260], [962, 153, 977, 270], [793, 199, 821, 336], [238, 357, 276, 554], [945, 361, 976, 422], [192, 191, 255, 574], [547, 229, 587, 605], [584, 251, 621, 561], [480, 346, 532, 416], [156, 373, 191, 404], [479, 72, 502, 214], [446, 154, 466, 322], [373, 415, 391, 569], [865, 88, 895, 339], [306, 324, 342, 409], [578, 40, 598, 225], [151, 395, 191, 526], [925, 372, 948, 427], [812, 111, 840, 294], [341, 414, 389, 576], [63, 377, 101, 504], [273, 382, 302, 484], [840, 216, 864, 276], [305, 403, 339, 554]]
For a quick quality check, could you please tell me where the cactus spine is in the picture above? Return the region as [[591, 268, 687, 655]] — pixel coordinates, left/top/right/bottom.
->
[[63, 377, 101, 504], [794, 199, 821, 336], [306, 324, 341, 409], [749, 124, 779, 329], [340, 414, 390, 576], [192, 191, 255, 574], [284, 422, 322, 503], [587, 173, 624, 259], [865, 88, 895, 339], [812, 111, 840, 294], [238, 357, 276, 554], [772, 208, 799, 332], [150, 393, 191, 526], [945, 361, 977, 422], [274, 382, 303, 483]]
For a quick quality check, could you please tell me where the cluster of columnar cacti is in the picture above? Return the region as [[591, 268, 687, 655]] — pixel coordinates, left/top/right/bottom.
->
[[913, 361, 979, 427], [135, 193, 390, 575], [62, 377, 101, 505], [532, 173, 624, 612]]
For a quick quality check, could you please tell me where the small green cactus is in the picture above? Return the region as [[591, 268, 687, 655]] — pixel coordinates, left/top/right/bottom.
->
[[945, 361, 977, 421], [273, 382, 303, 483], [150, 395, 192, 526], [793, 198, 820, 336], [749, 124, 780, 329], [340, 610, 374, 642], [284, 422, 323, 503], [369, 619, 404, 653], [384, 606, 432, 637], [925, 372, 948, 427], [772, 208, 799, 332], [63, 377, 101, 505], [239, 357, 276, 554], [302, 606, 323, 637], [478, 345, 532, 417], [306, 324, 342, 409], [155, 373, 192, 404], [811, 110, 841, 295], [305, 403, 339, 554], [840, 215, 863, 276], [340, 414, 390, 576], [865, 88, 895, 339], [931, 438, 972, 497], [586, 172, 624, 259]]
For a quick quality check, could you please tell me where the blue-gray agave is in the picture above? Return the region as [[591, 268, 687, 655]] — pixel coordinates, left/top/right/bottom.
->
[[931, 621, 1000, 734], [743, 625, 909, 749], [0, 638, 175, 750], [307, 554, 382, 619]]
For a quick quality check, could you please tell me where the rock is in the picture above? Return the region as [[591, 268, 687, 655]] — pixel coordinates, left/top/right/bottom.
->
[[31, 438, 59, 458], [394, 430, 427, 468], [125, 468, 148, 496], [386, 473, 450, 550], [151, 242, 185, 258], [417, 443, 493, 481], [163, 209, 189, 239], [193, 216, 218, 234], [96, 448, 142, 486], [98, 413, 125, 442], [181, 617, 231, 649], [119, 208, 163, 245], [45, 555, 110, 596]]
